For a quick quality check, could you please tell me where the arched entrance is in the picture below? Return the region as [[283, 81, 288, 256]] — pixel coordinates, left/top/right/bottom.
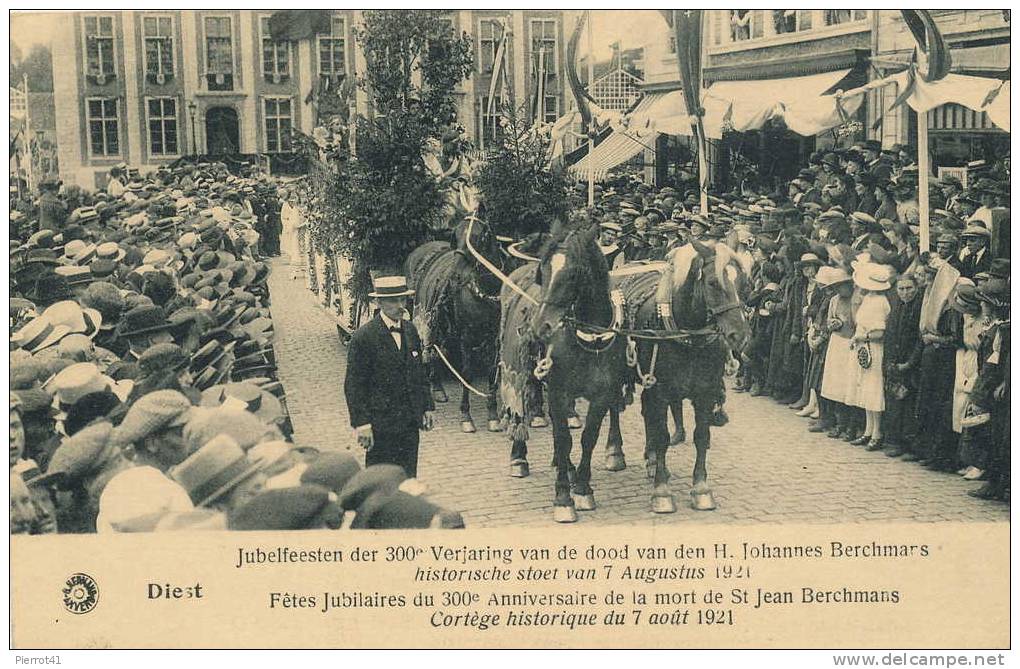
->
[[205, 106, 239, 154]]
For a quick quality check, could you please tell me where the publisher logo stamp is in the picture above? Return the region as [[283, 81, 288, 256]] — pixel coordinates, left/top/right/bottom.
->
[[62, 573, 99, 614]]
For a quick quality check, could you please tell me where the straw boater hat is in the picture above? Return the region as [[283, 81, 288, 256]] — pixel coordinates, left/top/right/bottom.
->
[[368, 275, 414, 299]]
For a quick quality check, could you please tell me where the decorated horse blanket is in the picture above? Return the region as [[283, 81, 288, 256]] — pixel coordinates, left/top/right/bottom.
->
[[497, 263, 543, 440]]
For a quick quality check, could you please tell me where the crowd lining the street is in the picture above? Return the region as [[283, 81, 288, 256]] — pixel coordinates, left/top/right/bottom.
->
[[10, 162, 463, 534], [583, 139, 1009, 501]]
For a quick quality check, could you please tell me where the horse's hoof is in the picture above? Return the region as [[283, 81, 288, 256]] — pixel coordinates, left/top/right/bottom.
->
[[604, 453, 627, 472], [509, 460, 530, 478], [487, 419, 503, 433], [645, 459, 656, 480], [567, 415, 583, 429], [553, 505, 578, 523], [670, 429, 686, 446], [433, 389, 449, 403], [690, 484, 717, 511], [651, 494, 677, 514], [530, 416, 548, 428], [460, 420, 476, 433], [572, 493, 596, 511]]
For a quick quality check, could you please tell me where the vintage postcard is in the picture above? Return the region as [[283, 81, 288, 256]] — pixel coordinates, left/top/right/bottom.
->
[[8, 7, 1011, 653]]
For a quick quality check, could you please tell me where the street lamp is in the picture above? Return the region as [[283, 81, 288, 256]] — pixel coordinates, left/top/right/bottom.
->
[[187, 101, 198, 156]]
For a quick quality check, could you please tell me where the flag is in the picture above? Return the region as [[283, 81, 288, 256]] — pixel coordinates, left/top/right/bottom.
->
[[565, 13, 591, 133], [672, 10, 703, 123], [486, 22, 509, 116], [900, 10, 951, 82], [671, 10, 709, 198], [531, 48, 546, 122]]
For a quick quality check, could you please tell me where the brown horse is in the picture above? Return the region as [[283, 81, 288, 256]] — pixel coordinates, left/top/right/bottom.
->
[[498, 221, 629, 522], [406, 216, 503, 433], [607, 239, 750, 512]]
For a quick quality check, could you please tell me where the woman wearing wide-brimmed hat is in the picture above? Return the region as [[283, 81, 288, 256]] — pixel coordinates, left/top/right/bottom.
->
[[843, 261, 893, 450]]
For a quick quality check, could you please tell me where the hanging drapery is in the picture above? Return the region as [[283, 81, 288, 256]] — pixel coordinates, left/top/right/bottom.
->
[[702, 69, 863, 137]]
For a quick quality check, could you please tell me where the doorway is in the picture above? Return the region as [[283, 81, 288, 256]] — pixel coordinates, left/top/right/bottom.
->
[[205, 106, 239, 154]]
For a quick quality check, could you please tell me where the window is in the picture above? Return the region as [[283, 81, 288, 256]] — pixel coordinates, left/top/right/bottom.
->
[[86, 98, 119, 156], [720, 9, 863, 46], [479, 96, 505, 149], [143, 15, 175, 83], [260, 15, 290, 82], [318, 16, 346, 77], [264, 97, 293, 153], [83, 15, 116, 80], [146, 97, 179, 156], [772, 10, 812, 34], [667, 34, 677, 54], [825, 10, 867, 26], [530, 19, 557, 74], [542, 94, 559, 125], [729, 10, 751, 42], [10, 91, 26, 117], [204, 15, 234, 90], [478, 19, 504, 73]]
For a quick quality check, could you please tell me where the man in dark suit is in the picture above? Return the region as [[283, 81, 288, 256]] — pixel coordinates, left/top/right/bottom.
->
[[958, 225, 993, 280], [862, 139, 893, 183], [344, 275, 434, 477], [37, 178, 67, 231]]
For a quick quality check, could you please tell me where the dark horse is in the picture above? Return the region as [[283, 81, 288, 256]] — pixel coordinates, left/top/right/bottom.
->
[[498, 221, 629, 522], [405, 216, 503, 433], [607, 239, 750, 511]]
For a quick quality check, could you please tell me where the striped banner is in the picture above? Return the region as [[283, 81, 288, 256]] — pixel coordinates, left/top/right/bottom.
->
[[532, 47, 546, 122], [927, 103, 999, 131]]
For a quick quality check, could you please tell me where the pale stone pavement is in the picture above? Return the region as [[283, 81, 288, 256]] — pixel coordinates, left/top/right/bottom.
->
[[267, 258, 1010, 528]]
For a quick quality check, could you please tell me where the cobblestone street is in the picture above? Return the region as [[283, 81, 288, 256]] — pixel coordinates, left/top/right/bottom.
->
[[269, 259, 1010, 528]]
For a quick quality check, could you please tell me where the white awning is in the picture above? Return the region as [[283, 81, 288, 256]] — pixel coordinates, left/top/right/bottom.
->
[[625, 90, 692, 137], [704, 68, 863, 137], [568, 131, 648, 182], [836, 70, 1009, 133], [891, 71, 1009, 133]]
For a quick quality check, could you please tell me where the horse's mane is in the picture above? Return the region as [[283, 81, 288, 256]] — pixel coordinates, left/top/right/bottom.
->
[[536, 220, 606, 290], [668, 242, 742, 290]]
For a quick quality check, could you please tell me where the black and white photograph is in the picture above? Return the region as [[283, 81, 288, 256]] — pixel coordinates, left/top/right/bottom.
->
[[7, 7, 1011, 652]]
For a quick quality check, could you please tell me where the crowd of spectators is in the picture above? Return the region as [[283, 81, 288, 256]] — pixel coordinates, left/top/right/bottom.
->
[[11, 162, 463, 534], [579, 140, 1009, 502]]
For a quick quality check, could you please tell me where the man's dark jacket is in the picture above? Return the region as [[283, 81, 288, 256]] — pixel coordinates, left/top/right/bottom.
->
[[38, 193, 67, 231], [344, 313, 434, 432]]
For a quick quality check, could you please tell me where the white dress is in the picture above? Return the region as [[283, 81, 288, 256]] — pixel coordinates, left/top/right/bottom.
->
[[820, 295, 855, 404], [845, 294, 890, 412], [280, 201, 300, 263]]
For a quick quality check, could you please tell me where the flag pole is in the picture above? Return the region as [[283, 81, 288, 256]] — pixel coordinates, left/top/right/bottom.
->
[[23, 74, 34, 192], [586, 10, 594, 208], [917, 112, 931, 254]]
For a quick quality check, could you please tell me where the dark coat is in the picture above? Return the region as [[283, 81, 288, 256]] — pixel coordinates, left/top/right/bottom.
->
[[958, 248, 993, 280], [38, 193, 67, 231], [883, 294, 923, 380], [344, 313, 434, 433], [856, 193, 879, 216]]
